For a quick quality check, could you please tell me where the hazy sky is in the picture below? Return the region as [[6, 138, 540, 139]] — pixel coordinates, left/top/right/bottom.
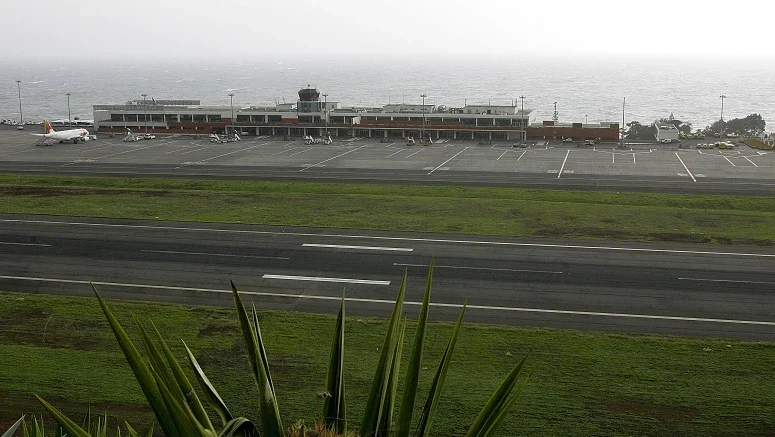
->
[[2, 0, 774, 59]]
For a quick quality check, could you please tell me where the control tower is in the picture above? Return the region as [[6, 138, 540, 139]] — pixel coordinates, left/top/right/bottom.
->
[[297, 86, 321, 113]]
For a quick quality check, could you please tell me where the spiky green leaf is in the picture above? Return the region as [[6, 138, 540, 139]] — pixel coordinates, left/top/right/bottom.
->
[[360, 272, 407, 437], [35, 396, 91, 437], [91, 284, 180, 437], [322, 291, 347, 433], [231, 281, 283, 437], [395, 260, 434, 437], [2, 415, 24, 437], [414, 301, 467, 437], [217, 418, 258, 437], [184, 340, 234, 426], [465, 352, 530, 437]]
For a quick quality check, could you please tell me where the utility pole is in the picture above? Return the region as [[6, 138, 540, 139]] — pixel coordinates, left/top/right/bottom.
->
[[519, 95, 525, 141], [421, 93, 427, 143], [719, 95, 726, 137], [229, 93, 235, 137], [553, 102, 558, 122], [15, 80, 23, 126], [621, 97, 626, 148], [322, 93, 328, 136], [141, 93, 148, 134], [66, 93, 71, 128]]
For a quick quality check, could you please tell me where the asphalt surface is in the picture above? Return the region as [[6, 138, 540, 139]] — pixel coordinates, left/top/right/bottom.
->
[[0, 129, 773, 195], [2, 214, 774, 339]]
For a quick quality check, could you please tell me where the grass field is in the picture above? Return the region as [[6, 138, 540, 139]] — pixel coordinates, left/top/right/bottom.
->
[[1, 174, 775, 246], [2, 290, 775, 436]]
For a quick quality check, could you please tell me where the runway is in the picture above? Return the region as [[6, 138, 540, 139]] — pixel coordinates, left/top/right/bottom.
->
[[2, 214, 774, 339]]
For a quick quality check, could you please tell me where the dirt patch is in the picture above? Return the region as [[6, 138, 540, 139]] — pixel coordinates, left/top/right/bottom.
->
[[198, 324, 239, 337], [603, 400, 699, 422], [0, 186, 177, 198], [647, 232, 713, 244]]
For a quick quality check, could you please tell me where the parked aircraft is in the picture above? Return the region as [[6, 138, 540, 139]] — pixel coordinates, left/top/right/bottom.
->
[[32, 120, 94, 144]]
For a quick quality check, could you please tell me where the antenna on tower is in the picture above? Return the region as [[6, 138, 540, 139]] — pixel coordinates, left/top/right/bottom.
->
[[553, 102, 558, 122]]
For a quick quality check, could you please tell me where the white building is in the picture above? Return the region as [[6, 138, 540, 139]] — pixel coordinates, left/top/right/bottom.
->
[[654, 123, 679, 142]]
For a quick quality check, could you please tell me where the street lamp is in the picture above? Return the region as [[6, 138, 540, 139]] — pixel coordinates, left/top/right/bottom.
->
[[420, 93, 427, 142], [66, 93, 71, 128], [141, 93, 148, 134], [553, 101, 558, 123], [322, 93, 328, 136], [719, 95, 726, 137], [15, 80, 23, 126], [519, 95, 526, 141], [229, 93, 235, 137], [585, 114, 588, 125], [621, 97, 626, 148]]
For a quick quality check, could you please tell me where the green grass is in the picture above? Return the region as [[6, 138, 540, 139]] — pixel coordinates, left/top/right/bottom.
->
[[2, 291, 775, 436], [1, 174, 775, 246]]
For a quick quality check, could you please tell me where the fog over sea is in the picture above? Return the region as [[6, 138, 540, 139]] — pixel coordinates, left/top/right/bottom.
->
[[1, 55, 774, 130]]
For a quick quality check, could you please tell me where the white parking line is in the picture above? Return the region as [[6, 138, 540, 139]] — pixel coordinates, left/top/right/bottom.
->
[[1, 274, 773, 326], [288, 148, 313, 157], [394, 262, 561, 274], [4, 218, 775, 258], [300, 144, 369, 172], [557, 150, 570, 178], [516, 150, 528, 161], [405, 149, 423, 159], [724, 156, 736, 166], [262, 274, 390, 285], [679, 277, 775, 286], [181, 142, 268, 166], [0, 241, 51, 247], [386, 149, 405, 158], [743, 156, 759, 167], [428, 147, 468, 175], [674, 152, 697, 182], [66, 140, 174, 164], [272, 146, 300, 156], [304, 243, 413, 252], [496, 150, 509, 161], [141, 249, 289, 260]]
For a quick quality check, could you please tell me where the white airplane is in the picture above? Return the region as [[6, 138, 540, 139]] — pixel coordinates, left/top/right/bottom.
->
[[33, 120, 93, 144]]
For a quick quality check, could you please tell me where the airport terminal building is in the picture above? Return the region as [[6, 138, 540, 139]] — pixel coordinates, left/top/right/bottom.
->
[[93, 88, 620, 141]]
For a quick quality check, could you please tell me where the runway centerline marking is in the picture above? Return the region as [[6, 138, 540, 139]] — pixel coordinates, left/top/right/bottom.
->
[[428, 147, 468, 175], [0, 241, 51, 247], [2, 274, 774, 327], [394, 262, 562, 274], [557, 150, 570, 178], [679, 277, 775, 286], [141, 249, 289, 260], [300, 144, 369, 171], [675, 152, 697, 182], [4, 218, 775, 258], [303, 243, 413, 252], [262, 274, 390, 285]]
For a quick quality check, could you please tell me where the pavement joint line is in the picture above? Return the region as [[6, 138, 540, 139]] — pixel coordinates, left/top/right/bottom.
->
[[0, 241, 51, 247], [4, 218, 775, 258], [262, 274, 390, 285], [2, 274, 775, 326], [394, 262, 562, 274], [674, 152, 697, 182], [679, 277, 775, 285], [140, 249, 289, 260], [300, 144, 370, 172], [428, 147, 468, 175], [303, 243, 413, 252], [557, 150, 570, 178]]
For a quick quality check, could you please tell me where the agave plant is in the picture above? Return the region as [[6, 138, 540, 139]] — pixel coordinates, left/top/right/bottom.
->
[[36, 262, 530, 437], [2, 416, 24, 437]]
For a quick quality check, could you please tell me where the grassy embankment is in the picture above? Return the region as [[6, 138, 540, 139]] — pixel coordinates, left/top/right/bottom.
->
[[1, 174, 775, 246], [2, 291, 775, 437]]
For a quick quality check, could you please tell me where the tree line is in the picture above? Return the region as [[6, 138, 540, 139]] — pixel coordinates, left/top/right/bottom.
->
[[625, 113, 766, 141]]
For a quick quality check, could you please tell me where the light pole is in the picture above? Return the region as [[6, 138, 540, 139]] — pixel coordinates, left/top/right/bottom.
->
[[519, 95, 525, 141], [322, 93, 328, 136], [141, 93, 148, 134], [621, 97, 626, 148], [229, 93, 235, 137], [719, 95, 726, 137], [15, 80, 23, 126], [66, 93, 71, 128], [553, 101, 558, 123], [420, 94, 427, 142], [585, 114, 588, 125]]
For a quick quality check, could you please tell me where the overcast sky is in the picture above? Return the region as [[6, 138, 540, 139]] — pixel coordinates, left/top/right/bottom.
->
[[2, 0, 774, 60]]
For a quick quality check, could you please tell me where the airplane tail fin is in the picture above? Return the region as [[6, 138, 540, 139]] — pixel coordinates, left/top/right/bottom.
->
[[43, 120, 55, 134]]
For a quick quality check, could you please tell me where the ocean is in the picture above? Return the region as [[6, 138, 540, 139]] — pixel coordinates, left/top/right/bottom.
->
[[1, 55, 773, 131]]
